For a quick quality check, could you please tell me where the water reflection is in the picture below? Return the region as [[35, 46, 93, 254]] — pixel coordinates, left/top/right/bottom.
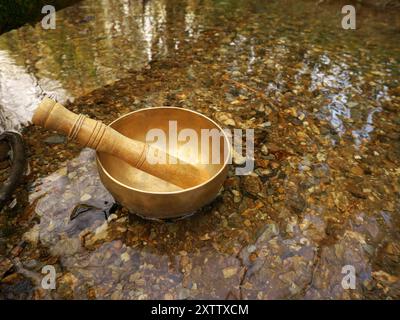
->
[[352, 107, 382, 147], [309, 52, 389, 148], [143, 0, 155, 61], [310, 54, 352, 137], [0, 50, 70, 131], [0, 0, 175, 130]]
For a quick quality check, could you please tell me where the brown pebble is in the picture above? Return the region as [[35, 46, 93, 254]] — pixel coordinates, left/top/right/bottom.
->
[[0, 160, 10, 170], [113, 240, 123, 250], [249, 252, 258, 262], [350, 166, 364, 176], [347, 184, 367, 199]]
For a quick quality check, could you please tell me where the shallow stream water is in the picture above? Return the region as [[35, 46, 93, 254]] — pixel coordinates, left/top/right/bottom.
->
[[0, 0, 399, 299]]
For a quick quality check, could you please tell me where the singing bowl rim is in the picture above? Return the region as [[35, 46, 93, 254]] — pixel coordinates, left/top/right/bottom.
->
[[96, 107, 231, 195]]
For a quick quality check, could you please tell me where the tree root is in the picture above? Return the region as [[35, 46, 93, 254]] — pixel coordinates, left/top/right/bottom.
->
[[0, 131, 26, 209]]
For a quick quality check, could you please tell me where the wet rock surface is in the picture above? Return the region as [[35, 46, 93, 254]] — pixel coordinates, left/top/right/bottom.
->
[[1, 0, 400, 299]]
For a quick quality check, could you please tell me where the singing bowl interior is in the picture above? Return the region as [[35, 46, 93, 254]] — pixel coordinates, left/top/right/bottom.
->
[[96, 107, 230, 219]]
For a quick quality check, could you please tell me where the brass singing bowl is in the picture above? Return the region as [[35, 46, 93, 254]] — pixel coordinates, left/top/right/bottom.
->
[[96, 107, 230, 219]]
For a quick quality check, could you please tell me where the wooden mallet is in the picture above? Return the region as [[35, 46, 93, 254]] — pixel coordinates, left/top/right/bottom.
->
[[32, 98, 209, 189]]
